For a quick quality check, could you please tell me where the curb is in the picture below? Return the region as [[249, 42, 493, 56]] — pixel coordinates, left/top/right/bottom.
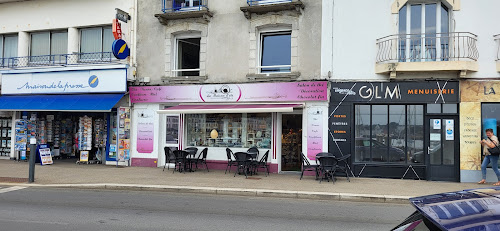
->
[[0, 183, 411, 204]]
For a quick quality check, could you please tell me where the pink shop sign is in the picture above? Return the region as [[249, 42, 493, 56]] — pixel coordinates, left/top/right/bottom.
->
[[307, 107, 324, 160], [129, 81, 328, 103]]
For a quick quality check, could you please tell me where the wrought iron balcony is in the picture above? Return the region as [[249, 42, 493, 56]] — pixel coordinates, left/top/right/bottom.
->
[[376, 32, 478, 63], [162, 0, 208, 13], [0, 52, 120, 69], [247, 0, 292, 6]]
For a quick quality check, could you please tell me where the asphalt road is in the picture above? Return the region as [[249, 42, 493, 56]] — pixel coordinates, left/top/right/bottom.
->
[[0, 185, 414, 231]]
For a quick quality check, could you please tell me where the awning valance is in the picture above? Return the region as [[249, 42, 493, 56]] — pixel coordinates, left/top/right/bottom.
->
[[157, 104, 303, 114]]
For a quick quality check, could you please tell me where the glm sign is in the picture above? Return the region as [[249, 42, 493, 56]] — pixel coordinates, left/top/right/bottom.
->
[[1, 69, 127, 95]]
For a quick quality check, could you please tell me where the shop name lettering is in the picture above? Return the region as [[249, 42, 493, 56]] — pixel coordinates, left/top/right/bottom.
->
[[484, 87, 496, 95], [359, 85, 401, 100], [17, 81, 87, 92]]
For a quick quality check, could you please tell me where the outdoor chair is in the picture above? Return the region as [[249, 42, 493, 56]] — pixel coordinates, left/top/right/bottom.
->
[[318, 156, 338, 184], [163, 147, 176, 171], [225, 148, 237, 174], [247, 147, 259, 157], [234, 152, 250, 178], [173, 150, 189, 173], [193, 147, 209, 172], [332, 153, 352, 182], [252, 150, 270, 176], [300, 152, 319, 180], [185, 147, 198, 157]]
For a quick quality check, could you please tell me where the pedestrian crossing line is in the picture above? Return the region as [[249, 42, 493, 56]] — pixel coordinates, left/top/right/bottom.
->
[[0, 186, 27, 194]]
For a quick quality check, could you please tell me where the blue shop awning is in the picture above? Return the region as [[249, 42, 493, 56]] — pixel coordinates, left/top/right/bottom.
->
[[0, 94, 125, 112]]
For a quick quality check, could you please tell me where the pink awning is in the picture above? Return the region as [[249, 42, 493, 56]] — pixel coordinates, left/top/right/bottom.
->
[[157, 104, 303, 114]]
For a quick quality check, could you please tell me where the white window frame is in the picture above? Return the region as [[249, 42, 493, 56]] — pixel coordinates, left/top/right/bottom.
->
[[173, 32, 201, 77], [257, 28, 292, 74]]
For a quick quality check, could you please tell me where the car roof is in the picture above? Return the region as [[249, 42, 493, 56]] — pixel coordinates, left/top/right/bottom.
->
[[409, 187, 500, 230]]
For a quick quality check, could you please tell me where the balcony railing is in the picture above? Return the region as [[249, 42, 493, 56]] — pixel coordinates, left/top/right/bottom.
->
[[376, 32, 478, 63], [495, 34, 500, 61], [0, 52, 119, 68], [162, 0, 208, 13], [247, 0, 292, 6]]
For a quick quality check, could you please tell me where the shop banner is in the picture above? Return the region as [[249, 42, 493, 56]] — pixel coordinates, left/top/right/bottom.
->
[[1, 68, 127, 95], [461, 80, 500, 102], [136, 109, 154, 153], [459, 102, 482, 171], [331, 81, 459, 103], [118, 107, 131, 161], [129, 81, 328, 103], [307, 107, 323, 160]]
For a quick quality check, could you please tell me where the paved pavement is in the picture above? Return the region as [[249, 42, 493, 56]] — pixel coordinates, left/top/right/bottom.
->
[[0, 186, 414, 231], [0, 159, 481, 203]]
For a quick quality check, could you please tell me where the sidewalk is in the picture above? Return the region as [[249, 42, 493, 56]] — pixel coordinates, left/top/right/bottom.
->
[[0, 160, 480, 203]]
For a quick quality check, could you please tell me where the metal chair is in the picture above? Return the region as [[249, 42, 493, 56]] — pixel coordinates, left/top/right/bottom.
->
[[225, 148, 237, 174], [318, 156, 337, 184], [173, 150, 189, 173], [193, 147, 209, 172], [163, 147, 176, 171], [300, 152, 319, 180], [247, 147, 259, 158], [253, 150, 270, 176], [234, 152, 250, 178], [332, 153, 351, 182]]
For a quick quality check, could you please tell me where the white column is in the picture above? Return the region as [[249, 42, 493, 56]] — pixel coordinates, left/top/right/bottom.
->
[[17, 31, 29, 66], [67, 27, 79, 64]]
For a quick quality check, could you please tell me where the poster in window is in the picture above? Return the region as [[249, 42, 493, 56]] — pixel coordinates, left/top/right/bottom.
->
[[433, 119, 441, 129], [445, 120, 454, 140]]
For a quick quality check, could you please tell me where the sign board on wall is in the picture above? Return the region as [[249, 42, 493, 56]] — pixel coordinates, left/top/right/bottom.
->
[[459, 102, 482, 171], [136, 110, 154, 154], [307, 107, 323, 160], [1, 69, 127, 95], [461, 80, 500, 102], [129, 81, 328, 103]]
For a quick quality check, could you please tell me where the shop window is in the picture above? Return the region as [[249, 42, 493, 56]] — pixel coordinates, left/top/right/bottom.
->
[[175, 36, 200, 76], [481, 104, 500, 167], [185, 113, 271, 149], [427, 104, 441, 113], [80, 26, 114, 59], [165, 116, 179, 144], [30, 31, 68, 62], [355, 104, 424, 164], [0, 34, 18, 63], [259, 31, 291, 73]]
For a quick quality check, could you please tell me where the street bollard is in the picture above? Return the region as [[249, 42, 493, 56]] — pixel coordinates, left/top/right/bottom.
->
[[28, 138, 36, 183]]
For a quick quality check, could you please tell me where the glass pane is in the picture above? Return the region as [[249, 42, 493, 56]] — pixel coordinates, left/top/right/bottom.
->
[[481, 104, 500, 167], [261, 32, 291, 73], [165, 116, 179, 144], [408, 105, 424, 164], [424, 4, 437, 61], [80, 28, 102, 53], [355, 105, 371, 162], [246, 113, 272, 149], [427, 104, 441, 113], [51, 31, 68, 58], [389, 105, 405, 163], [102, 27, 114, 53], [398, 5, 407, 62], [3, 35, 18, 58], [30, 32, 50, 57], [177, 37, 200, 76], [372, 105, 388, 162], [410, 4, 422, 61], [429, 119, 442, 165], [443, 119, 454, 165], [441, 4, 449, 60], [442, 104, 457, 114], [0, 36, 3, 59]]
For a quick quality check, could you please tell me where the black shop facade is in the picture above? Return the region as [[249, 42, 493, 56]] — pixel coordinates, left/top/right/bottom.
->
[[329, 81, 460, 181]]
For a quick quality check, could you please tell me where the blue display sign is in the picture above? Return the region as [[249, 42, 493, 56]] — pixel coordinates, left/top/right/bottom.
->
[[112, 39, 130, 60]]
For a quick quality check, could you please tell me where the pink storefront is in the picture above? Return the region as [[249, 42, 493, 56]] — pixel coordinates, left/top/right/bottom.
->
[[128, 81, 328, 173]]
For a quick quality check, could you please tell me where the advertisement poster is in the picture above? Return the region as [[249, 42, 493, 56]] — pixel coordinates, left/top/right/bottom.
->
[[433, 119, 441, 129], [307, 107, 323, 160], [38, 145, 53, 165], [136, 110, 154, 153], [445, 120, 454, 141], [117, 107, 131, 161], [15, 119, 27, 154], [80, 150, 89, 162]]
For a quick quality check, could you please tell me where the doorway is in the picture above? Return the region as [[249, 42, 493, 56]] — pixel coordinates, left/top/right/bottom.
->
[[425, 116, 459, 181], [281, 114, 302, 171]]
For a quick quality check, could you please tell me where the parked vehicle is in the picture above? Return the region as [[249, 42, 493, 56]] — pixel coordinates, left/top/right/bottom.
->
[[392, 187, 500, 231]]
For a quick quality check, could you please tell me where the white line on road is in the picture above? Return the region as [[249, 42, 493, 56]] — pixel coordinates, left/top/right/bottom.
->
[[0, 186, 27, 194]]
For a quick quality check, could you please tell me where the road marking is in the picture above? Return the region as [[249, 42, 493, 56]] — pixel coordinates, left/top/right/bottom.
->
[[0, 186, 27, 194]]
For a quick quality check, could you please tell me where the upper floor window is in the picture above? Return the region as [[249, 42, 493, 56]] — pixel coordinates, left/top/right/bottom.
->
[[30, 31, 68, 62], [175, 35, 201, 76], [174, 0, 202, 10], [80, 26, 114, 60], [398, 3, 449, 62], [259, 31, 291, 73], [0, 35, 18, 67]]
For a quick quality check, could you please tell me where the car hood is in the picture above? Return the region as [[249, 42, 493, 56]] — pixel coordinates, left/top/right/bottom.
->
[[410, 187, 500, 231]]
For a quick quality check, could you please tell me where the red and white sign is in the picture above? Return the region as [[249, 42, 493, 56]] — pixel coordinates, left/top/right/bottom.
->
[[112, 19, 122, 40]]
